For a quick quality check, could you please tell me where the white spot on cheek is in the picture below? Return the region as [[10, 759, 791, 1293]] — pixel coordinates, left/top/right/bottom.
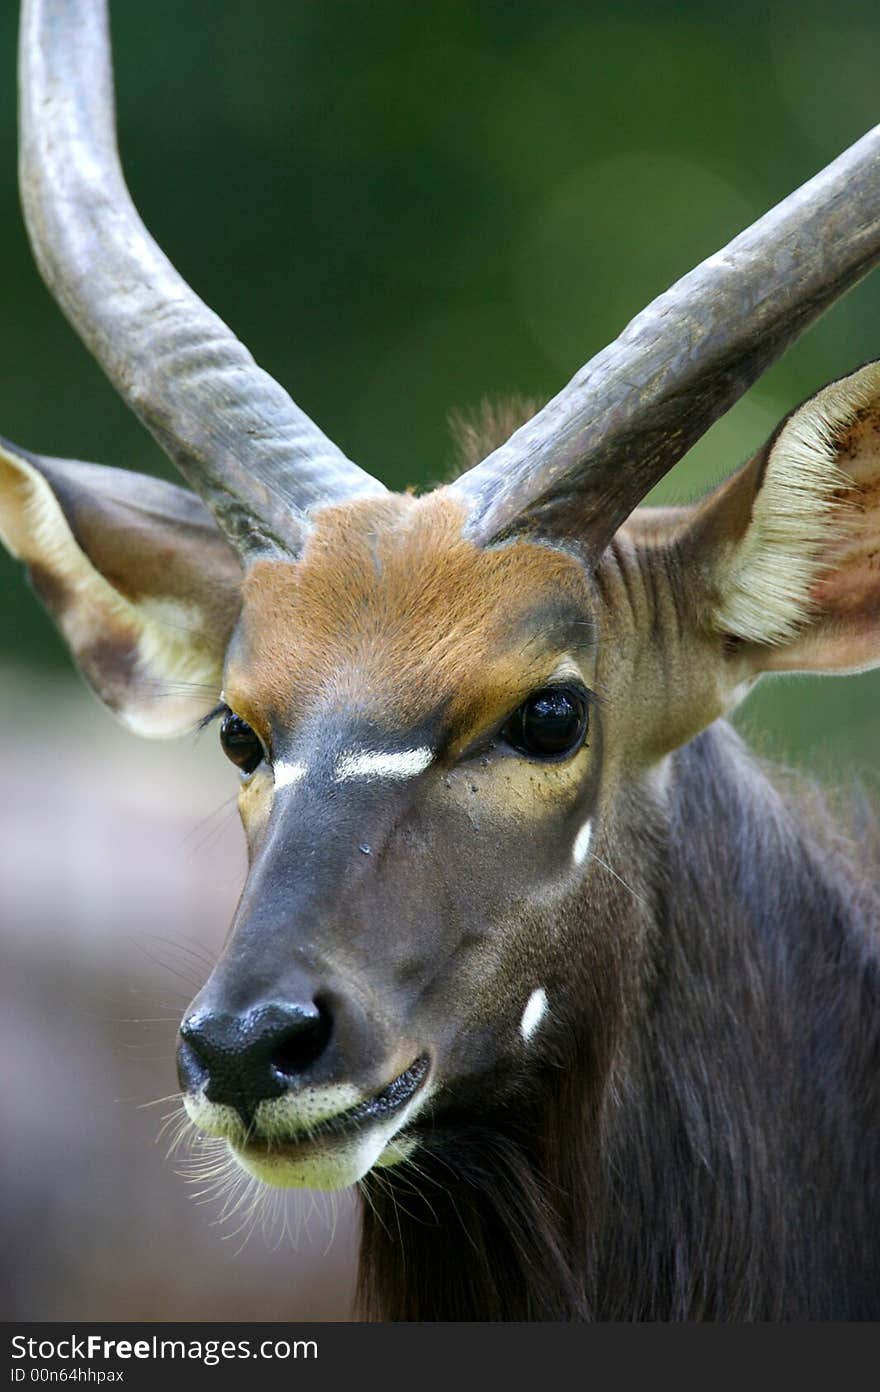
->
[[274, 760, 308, 789], [520, 987, 548, 1042], [334, 747, 433, 782], [572, 818, 593, 866]]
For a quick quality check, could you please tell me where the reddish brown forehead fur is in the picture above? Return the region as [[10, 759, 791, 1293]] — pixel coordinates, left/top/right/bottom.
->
[[227, 490, 592, 746]]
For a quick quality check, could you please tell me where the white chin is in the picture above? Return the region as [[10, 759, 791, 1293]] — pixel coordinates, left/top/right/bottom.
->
[[184, 1076, 430, 1190], [232, 1128, 405, 1191]]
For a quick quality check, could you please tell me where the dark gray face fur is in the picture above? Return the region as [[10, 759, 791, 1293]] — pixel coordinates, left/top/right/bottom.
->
[[176, 494, 605, 1188]]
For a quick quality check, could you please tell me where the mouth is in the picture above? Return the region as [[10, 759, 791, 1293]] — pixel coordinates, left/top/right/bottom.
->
[[230, 1053, 431, 1185]]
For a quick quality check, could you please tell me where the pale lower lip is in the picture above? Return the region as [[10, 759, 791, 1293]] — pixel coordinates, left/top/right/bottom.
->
[[235, 1053, 430, 1157]]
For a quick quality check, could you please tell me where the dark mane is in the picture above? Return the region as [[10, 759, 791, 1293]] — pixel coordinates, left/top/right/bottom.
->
[[358, 722, 880, 1320], [445, 397, 543, 479]]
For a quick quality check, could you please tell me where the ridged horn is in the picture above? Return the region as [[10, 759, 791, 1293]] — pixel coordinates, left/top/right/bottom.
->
[[19, 0, 386, 557], [450, 125, 880, 553]]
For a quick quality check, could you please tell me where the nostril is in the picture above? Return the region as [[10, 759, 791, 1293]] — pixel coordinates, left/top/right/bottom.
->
[[176, 1035, 209, 1094], [176, 998, 334, 1117], [270, 1002, 332, 1080], [179, 1015, 206, 1050]]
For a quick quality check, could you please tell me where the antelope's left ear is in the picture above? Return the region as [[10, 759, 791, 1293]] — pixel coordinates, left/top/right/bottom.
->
[[0, 440, 243, 736], [686, 360, 880, 679]]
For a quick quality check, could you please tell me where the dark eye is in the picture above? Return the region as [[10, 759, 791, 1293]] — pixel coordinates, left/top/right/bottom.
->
[[219, 712, 264, 775], [503, 686, 589, 760]]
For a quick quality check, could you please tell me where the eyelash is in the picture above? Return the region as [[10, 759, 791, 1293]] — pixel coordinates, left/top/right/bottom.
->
[[198, 701, 228, 732]]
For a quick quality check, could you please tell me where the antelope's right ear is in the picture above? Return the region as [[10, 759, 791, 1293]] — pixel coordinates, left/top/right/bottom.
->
[[0, 441, 243, 736], [683, 360, 880, 683]]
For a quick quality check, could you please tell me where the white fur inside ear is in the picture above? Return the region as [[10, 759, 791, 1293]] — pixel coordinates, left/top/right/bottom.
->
[[715, 361, 880, 646], [125, 596, 221, 736], [0, 445, 220, 736]]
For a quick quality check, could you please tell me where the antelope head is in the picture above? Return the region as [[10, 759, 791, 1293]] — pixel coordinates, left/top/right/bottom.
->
[[3, 0, 880, 1191]]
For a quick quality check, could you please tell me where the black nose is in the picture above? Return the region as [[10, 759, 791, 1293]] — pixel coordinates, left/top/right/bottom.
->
[[177, 1000, 332, 1123]]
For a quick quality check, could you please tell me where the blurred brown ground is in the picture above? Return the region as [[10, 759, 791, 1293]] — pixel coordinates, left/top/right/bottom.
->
[[0, 671, 357, 1321], [2, 0, 880, 1324]]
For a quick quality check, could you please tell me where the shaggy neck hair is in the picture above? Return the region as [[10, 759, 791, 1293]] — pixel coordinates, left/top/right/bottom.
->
[[357, 722, 880, 1321]]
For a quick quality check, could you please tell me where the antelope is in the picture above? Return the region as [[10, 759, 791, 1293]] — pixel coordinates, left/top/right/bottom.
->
[[2, 0, 879, 1321]]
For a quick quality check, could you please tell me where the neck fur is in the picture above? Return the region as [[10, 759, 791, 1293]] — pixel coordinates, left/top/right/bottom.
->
[[357, 723, 880, 1320]]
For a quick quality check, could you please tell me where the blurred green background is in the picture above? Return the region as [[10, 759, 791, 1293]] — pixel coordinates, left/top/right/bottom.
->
[[0, 0, 877, 776], [1, 0, 878, 1326]]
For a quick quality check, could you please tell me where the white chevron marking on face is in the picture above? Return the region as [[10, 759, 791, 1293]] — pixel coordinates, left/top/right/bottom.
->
[[334, 748, 434, 782], [274, 760, 308, 789]]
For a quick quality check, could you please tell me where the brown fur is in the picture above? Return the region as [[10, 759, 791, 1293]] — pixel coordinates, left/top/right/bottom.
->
[[5, 379, 880, 1322], [808, 403, 880, 617], [227, 489, 594, 756], [446, 397, 543, 479]]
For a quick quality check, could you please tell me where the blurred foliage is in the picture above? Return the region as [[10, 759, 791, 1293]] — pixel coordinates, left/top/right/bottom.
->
[[0, 0, 877, 775]]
